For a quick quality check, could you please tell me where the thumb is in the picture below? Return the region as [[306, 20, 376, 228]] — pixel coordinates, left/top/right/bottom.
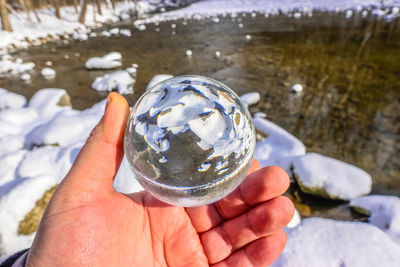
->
[[62, 92, 130, 193]]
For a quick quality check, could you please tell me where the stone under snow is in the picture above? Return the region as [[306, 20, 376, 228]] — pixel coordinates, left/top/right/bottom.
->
[[272, 218, 400, 267], [41, 67, 56, 78], [253, 117, 306, 171], [350, 195, 400, 244], [240, 92, 260, 106], [85, 51, 122, 70], [91, 70, 135, 94], [292, 153, 372, 200]]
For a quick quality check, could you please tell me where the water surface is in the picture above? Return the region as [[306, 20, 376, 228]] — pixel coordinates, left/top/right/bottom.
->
[[1, 11, 399, 204]]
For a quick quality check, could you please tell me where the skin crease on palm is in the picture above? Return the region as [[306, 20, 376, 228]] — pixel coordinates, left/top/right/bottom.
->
[[25, 92, 294, 267]]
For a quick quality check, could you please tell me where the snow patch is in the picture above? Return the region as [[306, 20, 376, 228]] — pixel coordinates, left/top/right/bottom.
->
[[273, 218, 400, 267], [253, 117, 306, 171], [292, 153, 372, 200], [91, 68, 136, 94], [240, 92, 260, 106], [85, 51, 122, 70], [350, 195, 400, 244], [146, 74, 174, 90]]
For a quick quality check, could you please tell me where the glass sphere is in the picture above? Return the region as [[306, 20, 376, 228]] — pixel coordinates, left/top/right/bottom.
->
[[124, 75, 256, 206]]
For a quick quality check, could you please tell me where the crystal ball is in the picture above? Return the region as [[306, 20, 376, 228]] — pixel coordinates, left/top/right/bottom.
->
[[124, 75, 256, 206]]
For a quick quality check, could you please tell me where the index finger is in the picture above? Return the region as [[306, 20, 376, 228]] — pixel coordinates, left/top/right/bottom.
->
[[186, 164, 290, 233]]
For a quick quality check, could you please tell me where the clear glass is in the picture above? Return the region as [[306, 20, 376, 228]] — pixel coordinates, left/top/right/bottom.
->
[[124, 75, 256, 206]]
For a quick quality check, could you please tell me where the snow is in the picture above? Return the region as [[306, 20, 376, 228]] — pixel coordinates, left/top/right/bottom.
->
[[291, 83, 303, 93], [120, 29, 132, 37], [0, 89, 27, 110], [272, 218, 400, 267], [134, 0, 400, 26], [85, 58, 120, 70], [146, 74, 173, 90], [41, 67, 56, 78], [85, 51, 123, 70], [91, 69, 136, 94], [28, 88, 70, 117], [0, 175, 59, 256], [0, 88, 109, 256], [292, 153, 372, 200], [350, 195, 400, 244], [102, 51, 122, 62], [113, 157, 144, 194], [0, 57, 35, 76], [253, 117, 306, 171], [215, 51, 221, 58], [285, 208, 301, 229], [240, 92, 260, 106], [20, 73, 31, 81], [186, 49, 193, 57], [0, 2, 154, 54]]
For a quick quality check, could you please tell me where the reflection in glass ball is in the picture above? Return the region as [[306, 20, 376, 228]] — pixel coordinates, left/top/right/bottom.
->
[[124, 75, 256, 206]]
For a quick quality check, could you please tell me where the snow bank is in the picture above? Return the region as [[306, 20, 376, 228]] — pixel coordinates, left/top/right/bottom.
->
[[146, 74, 173, 90], [292, 153, 372, 200], [134, 0, 400, 25], [0, 2, 154, 54], [26, 104, 103, 147], [92, 68, 136, 94], [240, 92, 260, 106], [0, 175, 59, 255], [85, 52, 123, 70], [350, 195, 400, 244], [272, 218, 400, 267], [253, 117, 306, 171], [0, 89, 27, 110], [0, 88, 108, 257]]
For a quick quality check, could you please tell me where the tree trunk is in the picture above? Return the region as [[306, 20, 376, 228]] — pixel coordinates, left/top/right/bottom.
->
[[78, 0, 88, 24], [53, 0, 60, 18], [25, 0, 41, 22], [0, 0, 12, 31], [72, 0, 78, 13], [21, 0, 32, 21], [95, 0, 102, 15]]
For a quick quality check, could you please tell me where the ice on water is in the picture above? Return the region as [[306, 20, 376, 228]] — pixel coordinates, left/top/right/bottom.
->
[[124, 76, 255, 206]]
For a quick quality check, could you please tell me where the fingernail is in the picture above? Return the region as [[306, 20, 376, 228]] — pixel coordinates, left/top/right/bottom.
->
[[105, 94, 112, 110]]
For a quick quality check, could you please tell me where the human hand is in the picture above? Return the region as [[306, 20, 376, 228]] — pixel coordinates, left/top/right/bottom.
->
[[26, 92, 294, 267]]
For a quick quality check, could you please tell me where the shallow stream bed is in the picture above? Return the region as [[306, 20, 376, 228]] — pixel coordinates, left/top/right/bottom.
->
[[1, 11, 399, 218]]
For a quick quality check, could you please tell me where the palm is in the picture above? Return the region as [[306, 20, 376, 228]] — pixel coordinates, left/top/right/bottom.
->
[[26, 93, 293, 267]]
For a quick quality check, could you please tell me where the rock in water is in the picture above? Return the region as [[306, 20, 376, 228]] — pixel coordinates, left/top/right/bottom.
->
[[240, 92, 260, 106], [124, 75, 256, 206], [91, 70, 135, 94], [292, 153, 372, 200]]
